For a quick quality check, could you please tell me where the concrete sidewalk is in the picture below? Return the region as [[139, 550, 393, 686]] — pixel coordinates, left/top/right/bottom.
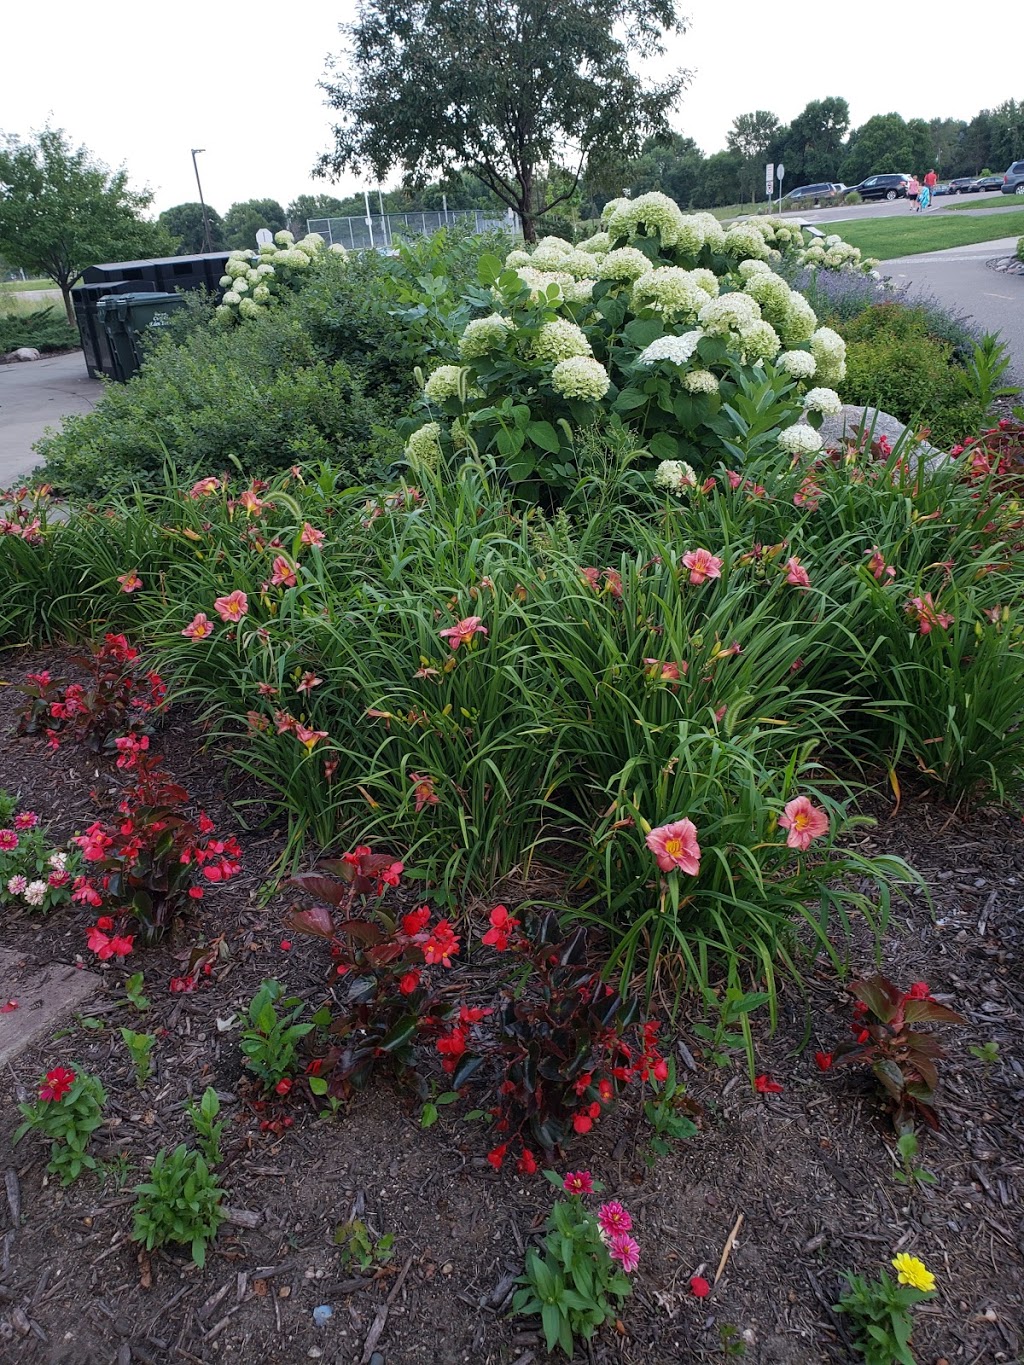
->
[[0, 350, 102, 485]]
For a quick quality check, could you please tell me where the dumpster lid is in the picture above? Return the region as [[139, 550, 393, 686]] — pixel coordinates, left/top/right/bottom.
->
[[98, 291, 181, 305]]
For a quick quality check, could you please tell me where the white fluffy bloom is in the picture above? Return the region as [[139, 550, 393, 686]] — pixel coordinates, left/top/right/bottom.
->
[[636, 331, 703, 366], [238, 297, 262, 319], [532, 318, 593, 364], [632, 268, 708, 322], [329, 243, 348, 257], [405, 421, 443, 466], [811, 326, 847, 384], [504, 249, 533, 269], [537, 236, 574, 254], [691, 212, 726, 252], [742, 271, 792, 328], [222, 291, 241, 307], [256, 263, 276, 278], [515, 267, 589, 303], [682, 369, 719, 394], [559, 249, 600, 282], [531, 244, 575, 270], [459, 313, 513, 360], [551, 356, 611, 401], [601, 197, 630, 224], [825, 234, 842, 248], [606, 192, 688, 248], [779, 293, 818, 347], [689, 268, 720, 298], [225, 258, 250, 279], [738, 319, 782, 363], [227, 249, 249, 261], [803, 386, 843, 416], [253, 285, 272, 304], [698, 292, 762, 336], [737, 259, 772, 280], [577, 232, 610, 255], [24, 880, 47, 907], [654, 459, 697, 493], [424, 365, 468, 402], [779, 350, 817, 378], [233, 279, 249, 293], [598, 247, 654, 283], [219, 274, 233, 289], [778, 424, 824, 455], [274, 230, 295, 246], [215, 304, 235, 325], [723, 224, 771, 260], [48, 851, 67, 870]]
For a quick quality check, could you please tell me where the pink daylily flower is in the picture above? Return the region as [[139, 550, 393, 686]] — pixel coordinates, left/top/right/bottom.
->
[[681, 548, 724, 586], [438, 616, 488, 650], [778, 796, 830, 851], [784, 556, 810, 588], [646, 819, 701, 876], [213, 590, 249, 623]]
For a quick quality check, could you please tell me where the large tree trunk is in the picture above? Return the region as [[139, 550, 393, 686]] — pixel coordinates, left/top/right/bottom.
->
[[60, 282, 75, 328], [519, 170, 536, 242]]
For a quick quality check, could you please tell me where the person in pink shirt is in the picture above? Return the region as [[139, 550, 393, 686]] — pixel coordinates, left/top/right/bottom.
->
[[907, 174, 920, 209]]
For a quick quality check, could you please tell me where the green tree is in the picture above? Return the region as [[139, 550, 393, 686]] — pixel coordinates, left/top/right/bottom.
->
[[0, 126, 170, 324], [286, 193, 347, 237], [317, 0, 690, 242], [693, 149, 744, 207], [222, 198, 287, 250], [958, 111, 993, 176], [627, 133, 707, 207], [726, 110, 780, 204], [989, 99, 1024, 169], [926, 117, 967, 177], [158, 202, 226, 255], [780, 97, 850, 184], [841, 113, 924, 183]]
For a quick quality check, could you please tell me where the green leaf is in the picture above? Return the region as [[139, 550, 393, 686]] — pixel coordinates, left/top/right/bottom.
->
[[526, 420, 561, 453], [379, 1015, 418, 1053], [614, 388, 649, 413], [308, 1076, 328, 1096], [420, 1103, 438, 1129], [648, 432, 681, 460], [623, 318, 663, 348], [541, 1302, 562, 1352]]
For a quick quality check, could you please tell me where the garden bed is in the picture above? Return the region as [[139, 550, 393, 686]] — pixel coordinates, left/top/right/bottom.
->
[[1, 649, 1022, 1364]]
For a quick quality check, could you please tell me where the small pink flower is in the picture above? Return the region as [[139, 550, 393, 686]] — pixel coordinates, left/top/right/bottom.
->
[[563, 1170, 593, 1195], [438, 616, 488, 651], [296, 671, 323, 695], [865, 547, 896, 582], [213, 590, 249, 622], [294, 723, 329, 752], [300, 522, 325, 548], [0, 830, 18, 852], [190, 477, 220, 498], [906, 593, 953, 635], [13, 812, 39, 830], [270, 555, 298, 588], [778, 796, 829, 851], [6, 874, 27, 895], [681, 548, 724, 586], [645, 819, 701, 876], [117, 571, 143, 593], [182, 612, 213, 640], [784, 556, 810, 588], [598, 1202, 633, 1237], [609, 1233, 640, 1273], [689, 1275, 711, 1298]]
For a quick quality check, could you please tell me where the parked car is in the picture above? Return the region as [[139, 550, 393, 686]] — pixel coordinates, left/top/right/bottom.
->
[[933, 182, 950, 196], [1001, 161, 1024, 195], [845, 174, 910, 201], [786, 182, 843, 204], [973, 174, 1005, 192], [948, 177, 981, 194]]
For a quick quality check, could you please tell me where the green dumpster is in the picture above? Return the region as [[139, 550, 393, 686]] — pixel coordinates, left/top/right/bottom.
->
[[96, 291, 186, 381]]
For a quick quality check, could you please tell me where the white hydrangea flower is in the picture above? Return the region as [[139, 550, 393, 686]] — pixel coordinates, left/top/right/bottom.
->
[[405, 421, 443, 466], [24, 880, 47, 907], [689, 268, 720, 298], [225, 258, 250, 279], [274, 230, 295, 246], [632, 268, 708, 322], [329, 243, 348, 257], [577, 232, 610, 255], [682, 369, 719, 394], [259, 243, 278, 257], [606, 192, 688, 249], [227, 250, 249, 261], [299, 232, 325, 251], [825, 234, 842, 247], [531, 245, 575, 270], [636, 331, 703, 366], [532, 319, 593, 364], [238, 297, 262, 319], [737, 259, 772, 280], [256, 263, 276, 278], [779, 292, 818, 347], [551, 356, 611, 401], [218, 274, 233, 288], [698, 292, 762, 336], [559, 249, 600, 282], [738, 319, 782, 363], [803, 386, 842, 416], [505, 249, 534, 269], [779, 350, 817, 378], [601, 197, 630, 224], [537, 236, 574, 254], [215, 304, 235, 326], [253, 285, 272, 304], [811, 326, 847, 385], [222, 291, 241, 307], [598, 247, 654, 283], [691, 212, 726, 252], [234, 279, 249, 294], [459, 313, 513, 360], [742, 271, 792, 328], [778, 424, 824, 455], [722, 224, 771, 261], [424, 365, 468, 402], [654, 459, 697, 493]]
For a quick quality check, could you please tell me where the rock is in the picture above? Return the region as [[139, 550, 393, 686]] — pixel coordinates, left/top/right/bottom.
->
[[10, 347, 41, 362], [814, 404, 948, 472]]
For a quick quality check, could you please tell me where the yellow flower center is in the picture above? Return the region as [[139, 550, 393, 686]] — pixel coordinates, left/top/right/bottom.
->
[[665, 838, 683, 857], [793, 812, 810, 831]]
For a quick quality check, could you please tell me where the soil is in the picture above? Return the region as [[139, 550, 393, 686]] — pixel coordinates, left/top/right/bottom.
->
[[0, 648, 1022, 1365]]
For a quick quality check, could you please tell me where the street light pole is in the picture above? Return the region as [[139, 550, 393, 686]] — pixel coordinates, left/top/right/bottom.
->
[[191, 148, 213, 254]]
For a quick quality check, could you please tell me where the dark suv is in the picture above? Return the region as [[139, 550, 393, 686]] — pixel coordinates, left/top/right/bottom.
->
[[846, 174, 910, 201], [786, 182, 841, 205], [1002, 161, 1024, 195], [948, 177, 981, 194]]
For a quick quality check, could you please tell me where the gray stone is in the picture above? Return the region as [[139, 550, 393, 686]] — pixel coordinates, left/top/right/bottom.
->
[[0, 949, 101, 1065], [814, 404, 948, 473], [8, 347, 41, 363]]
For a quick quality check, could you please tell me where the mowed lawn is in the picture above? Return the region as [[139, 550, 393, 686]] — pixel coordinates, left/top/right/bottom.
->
[[820, 210, 1024, 259]]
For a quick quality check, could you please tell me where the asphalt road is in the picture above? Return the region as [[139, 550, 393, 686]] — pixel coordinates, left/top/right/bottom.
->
[[0, 350, 101, 485], [775, 193, 1024, 226]]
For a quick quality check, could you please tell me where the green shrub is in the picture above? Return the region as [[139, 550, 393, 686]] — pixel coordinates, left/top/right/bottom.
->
[[839, 303, 985, 446], [1016, 234, 1024, 263], [843, 190, 862, 205], [0, 303, 77, 354]]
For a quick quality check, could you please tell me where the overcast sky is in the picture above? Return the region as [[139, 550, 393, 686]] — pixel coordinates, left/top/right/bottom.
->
[[2, 0, 1021, 218]]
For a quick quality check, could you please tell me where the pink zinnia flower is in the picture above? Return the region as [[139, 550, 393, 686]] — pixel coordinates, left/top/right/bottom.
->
[[13, 811, 39, 830], [270, 555, 298, 588], [598, 1202, 633, 1237], [906, 593, 953, 635], [0, 830, 18, 851], [182, 612, 213, 640], [438, 616, 488, 650], [563, 1171, 593, 1195], [784, 556, 811, 588], [6, 874, 28, 895], [609, 1233, 641, 1273], [213, 590, 249, 623], [681, 548, 724, 586], [117, 571, 142, 593], [778, 795, 829, 851], [645, 819, 701, 876]]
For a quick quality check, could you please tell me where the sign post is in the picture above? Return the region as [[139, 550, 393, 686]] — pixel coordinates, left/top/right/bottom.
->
[[776, 162, 786, 213], [255, 228, 273, 248], [765, 162, 774, 203]]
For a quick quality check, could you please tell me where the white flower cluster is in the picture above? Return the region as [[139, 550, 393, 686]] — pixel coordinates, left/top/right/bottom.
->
[[577, 232, 611, 255], [532, 318, 593, 364], [778, 424, 824, 455], [779, 350, 817, 379], [598, 247, 655, 283], [803, 386, 843, 416], [682, 369, 719, 394], [797, 235, 871, 275], [551, 356, 611, 401], [697, 292, 762, 337], [632, 267, 713, 322], [810, 327, 847, 385], [514, 266, 593, 304], [654, 459, 697, 493], [216, 231, 339, 325], [405, 421, 444, 467], [635, 331, 703, 366], [722, 224, 772, 262], [738, 319, 782, 364], [459, 312, 513, 360], [424, 365, 469, 402]]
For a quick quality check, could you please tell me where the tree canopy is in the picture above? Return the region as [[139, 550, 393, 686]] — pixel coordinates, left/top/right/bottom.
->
[[317, 0, 689, 240], [158, 201, 226, 255], [222, 199, 287, 251], [0, 126, 170, 322]]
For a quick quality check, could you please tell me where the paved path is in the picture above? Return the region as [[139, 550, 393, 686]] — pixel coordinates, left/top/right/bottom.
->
[[0, 350, 101, 485], [879, 237, 1024, 381]]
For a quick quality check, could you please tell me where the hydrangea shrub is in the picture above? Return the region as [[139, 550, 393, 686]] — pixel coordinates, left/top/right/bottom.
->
[[404, 193, 854, 493], [216, 231, 348, 325]]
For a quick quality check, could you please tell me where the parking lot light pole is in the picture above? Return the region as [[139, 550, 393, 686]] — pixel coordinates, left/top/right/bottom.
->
[[191, 148, 213, 254]]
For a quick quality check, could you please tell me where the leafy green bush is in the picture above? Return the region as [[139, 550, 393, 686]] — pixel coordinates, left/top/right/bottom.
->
[[843, 190, 862, 205], [1016, 234, 1024, 263], [0, 303, 77, 354], [839, 303, 986, 446]]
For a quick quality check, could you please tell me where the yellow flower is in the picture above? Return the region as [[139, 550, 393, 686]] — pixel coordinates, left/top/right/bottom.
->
[[892, 1254, 936, 1292]]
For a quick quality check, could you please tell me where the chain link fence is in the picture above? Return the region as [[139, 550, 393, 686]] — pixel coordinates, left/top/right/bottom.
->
[[307, 208, 519, 250]]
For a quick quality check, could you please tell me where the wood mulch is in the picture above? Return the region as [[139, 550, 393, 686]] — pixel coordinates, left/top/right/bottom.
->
[[0, 646, 1021, 1364]]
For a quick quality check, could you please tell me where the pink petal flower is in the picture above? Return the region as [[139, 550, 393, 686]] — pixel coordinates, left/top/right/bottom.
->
[[563, 1170, 594, 1195], [778, 796, 829, 852], [182, 612, 213, 640], [598, 1202, 633, 1237], [784, 556, 810, 588], [438, 616, 488, 650], [608, 1232, 641, 1273], [213, 590, 249, 622], [681, 548, 724, 586], [645, 818, 701, 876]]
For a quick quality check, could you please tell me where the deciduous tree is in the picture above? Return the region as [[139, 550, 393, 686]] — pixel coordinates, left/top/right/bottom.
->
[[158, 202, 226, 255], [222, 199, 287, 251]]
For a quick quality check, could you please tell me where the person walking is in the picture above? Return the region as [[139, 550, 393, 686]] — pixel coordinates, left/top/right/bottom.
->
[[924, 168, 938, 208], [918, 181, 931, 212], [907, 174, 920, 210]]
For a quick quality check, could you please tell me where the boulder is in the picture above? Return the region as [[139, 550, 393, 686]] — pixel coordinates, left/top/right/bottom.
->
[[3, 346, 42, 363], [814, 404, 948, 473]]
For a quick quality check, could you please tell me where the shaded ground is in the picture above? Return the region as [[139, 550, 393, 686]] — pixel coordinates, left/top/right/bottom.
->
[[0, 648, 1021, 1364], [0, 353, 101, 486]]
